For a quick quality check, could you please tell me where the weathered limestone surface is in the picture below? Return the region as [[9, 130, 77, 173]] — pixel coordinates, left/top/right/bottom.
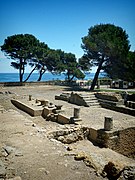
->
[[11, 99, 43, 116], [88, 127, 135, 158], [57, 114, 70, 124], [42, 107, 56, 118], [96, 92, 122, 102]]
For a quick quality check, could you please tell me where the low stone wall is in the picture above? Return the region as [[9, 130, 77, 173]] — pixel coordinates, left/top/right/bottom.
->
[[101, 103, 135, 116], [11, 99, 72, 125], [107, 127, 135, 158], [11, 99, 43, 116], [96, 92, 122, 102], [95, 92, 135, 116], [57, 114, 70, 124], [0, 81, 56, 87], [0, 82, 24, 87], [0, 80, 79, 87], [55, 93, 71, 102], [69, 92, 86, 106], [88, 127, 135, 158]]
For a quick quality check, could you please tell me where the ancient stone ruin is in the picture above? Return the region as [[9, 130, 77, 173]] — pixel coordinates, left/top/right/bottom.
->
[[10, 92, 135, 179]]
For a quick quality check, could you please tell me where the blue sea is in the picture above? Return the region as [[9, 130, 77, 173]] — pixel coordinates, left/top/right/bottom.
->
[[0, 72, 106, 82]]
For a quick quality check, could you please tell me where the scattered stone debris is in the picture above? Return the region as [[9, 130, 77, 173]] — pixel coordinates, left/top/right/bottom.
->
[[74, 152, 86, 161], [48, 126, 86, 144], [101, 163, 135, 180], [0, 145, 23, 179], [0, 86, 135, 180], [102, 161, 122, 179], [121, 166, 135, 180], [0, 91, 14, 95], [73, 152, 99, 174]]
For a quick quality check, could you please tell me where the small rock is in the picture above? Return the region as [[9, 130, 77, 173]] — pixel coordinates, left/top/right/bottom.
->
[[74, 152, 86, 161], [44, 170, 50, 175], [0, 148, 8, 157], [57, 136, 65, 142], [32, 123, 36, 127], [63, 133, 78, 144], [7, 176, 22, 180], [66, 146, 73, 151], [38, 168, 50, 175], [56, 130, 65, 136], [4, 146, 16, 155], [121, 166, 135, 180], [7, 91, 13, 94], [15, 150, 23, 157], [84, 156, 97, 170], [102, 161, 122, 179]]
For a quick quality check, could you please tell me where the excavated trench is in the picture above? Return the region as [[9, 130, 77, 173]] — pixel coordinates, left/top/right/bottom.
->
[[47, 124, 135, 159]]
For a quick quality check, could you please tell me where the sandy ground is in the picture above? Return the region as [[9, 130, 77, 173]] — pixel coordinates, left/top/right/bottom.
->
[[0, 85, 135, 180]]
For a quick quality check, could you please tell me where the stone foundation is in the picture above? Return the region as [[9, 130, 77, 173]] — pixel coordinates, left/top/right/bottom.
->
[[11, 99, 43, 116], [88, 127, 135, 158], [11, 98, 135, 158]]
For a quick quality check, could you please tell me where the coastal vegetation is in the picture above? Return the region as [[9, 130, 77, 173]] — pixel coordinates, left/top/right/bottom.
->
[[80, 24, 132, 90], [1, 34, 85, 83], [1, 23, 135, 89]]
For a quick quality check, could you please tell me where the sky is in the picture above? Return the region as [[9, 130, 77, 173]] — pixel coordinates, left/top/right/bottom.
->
[[0, 0, 135, 73]]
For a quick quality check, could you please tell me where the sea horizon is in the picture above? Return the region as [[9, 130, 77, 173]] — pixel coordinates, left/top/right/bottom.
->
[[0, 72, 106, 82]]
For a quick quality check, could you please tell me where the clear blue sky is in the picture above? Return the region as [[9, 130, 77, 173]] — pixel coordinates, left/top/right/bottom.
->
[[0, 0, 135, 73]]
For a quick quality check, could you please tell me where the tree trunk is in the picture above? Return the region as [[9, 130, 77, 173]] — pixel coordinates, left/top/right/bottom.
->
[[19, 59, 23, 82], [90, 57, 104, 91], [37, 68, 46, 81], [70, 75, 75, 82], [19, 70, 23, 82], [21, 60, 25, 83], [67, 70, 71, 82], [24, 66, 37, 82]]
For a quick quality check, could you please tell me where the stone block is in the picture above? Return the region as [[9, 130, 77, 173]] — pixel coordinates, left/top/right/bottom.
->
[[42, 107, 56, 118], [57, 114, 70, 124], [38, 99, 49, 106], [89, 128, 97, 142], [11, 99, 43, 116], [74, 107, 80, 118], [104, 116, 113, 131]]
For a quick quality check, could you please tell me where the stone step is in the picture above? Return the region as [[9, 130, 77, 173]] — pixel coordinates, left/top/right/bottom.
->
[[85, 100, 99, 103], [83, 97, 97, 101], [79, 93, 101, 107], [80, 94, 96, 98], [87, 102, 100, 106]]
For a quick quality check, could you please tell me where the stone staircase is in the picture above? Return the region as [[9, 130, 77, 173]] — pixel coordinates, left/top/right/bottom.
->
[[78, 93, 100, 107], [56, 92, 100, 107]]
